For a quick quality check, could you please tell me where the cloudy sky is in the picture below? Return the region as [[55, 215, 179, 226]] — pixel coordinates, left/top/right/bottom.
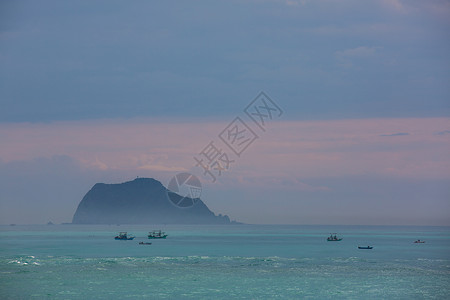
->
[[1, 0, 449, 225]]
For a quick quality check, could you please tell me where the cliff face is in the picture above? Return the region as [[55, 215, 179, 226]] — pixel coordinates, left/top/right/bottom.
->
[[72, 178, 231, 224]]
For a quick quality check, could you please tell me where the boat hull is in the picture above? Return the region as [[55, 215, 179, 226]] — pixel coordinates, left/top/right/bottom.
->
[[148, 236, 167, 239]]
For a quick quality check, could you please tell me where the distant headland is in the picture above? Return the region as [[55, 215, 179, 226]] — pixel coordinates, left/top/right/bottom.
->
[[72, 178, 237, 224]]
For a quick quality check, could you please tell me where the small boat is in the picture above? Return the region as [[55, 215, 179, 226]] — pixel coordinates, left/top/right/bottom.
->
[[139, 242, 152, 245], [114, 232, 135, 240], [327, 233, 342, 241], [358, 246, 373, 249], [414, 240, 425, 243], [148, 230, 168, 239]]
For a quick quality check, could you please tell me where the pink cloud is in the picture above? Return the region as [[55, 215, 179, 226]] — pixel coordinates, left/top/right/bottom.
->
[[1, 117, 449, 190]]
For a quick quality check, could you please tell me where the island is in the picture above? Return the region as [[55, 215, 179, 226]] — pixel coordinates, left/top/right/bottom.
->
[[72, 177, 235, 224]]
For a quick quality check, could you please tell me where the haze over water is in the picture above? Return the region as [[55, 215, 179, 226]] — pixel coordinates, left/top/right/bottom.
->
[[1, 1, 449, 298], [1, 0, 449, 226]]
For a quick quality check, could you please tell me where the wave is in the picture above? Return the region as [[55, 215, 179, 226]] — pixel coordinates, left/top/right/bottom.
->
[[4, 254, 450, 274]]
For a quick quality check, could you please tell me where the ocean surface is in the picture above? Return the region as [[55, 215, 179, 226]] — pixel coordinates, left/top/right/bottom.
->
[[1, 224, 449, 299]]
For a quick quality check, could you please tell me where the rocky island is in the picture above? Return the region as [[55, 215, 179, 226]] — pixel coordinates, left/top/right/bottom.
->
[[72, 178, 234, 224]]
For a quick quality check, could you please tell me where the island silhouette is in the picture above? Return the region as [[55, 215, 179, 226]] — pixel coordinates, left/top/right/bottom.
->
[[72, 178, 235, 224]]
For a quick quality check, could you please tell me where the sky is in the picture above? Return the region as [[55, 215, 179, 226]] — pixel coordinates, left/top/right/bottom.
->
[[0, 0, 449, 225]]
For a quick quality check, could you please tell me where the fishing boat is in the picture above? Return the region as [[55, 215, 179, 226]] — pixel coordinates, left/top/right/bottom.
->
[[327, 233, 342, 241], [414, 240, 425, 243], [148, 230, 168, 239], [139, 242, 152, 245], [114, 232, 135, 240], [358, 246, 373, 249]]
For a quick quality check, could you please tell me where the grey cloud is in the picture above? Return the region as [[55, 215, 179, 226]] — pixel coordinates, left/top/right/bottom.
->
[[436, 130, 450, 135], [379, 132, 410, 137]]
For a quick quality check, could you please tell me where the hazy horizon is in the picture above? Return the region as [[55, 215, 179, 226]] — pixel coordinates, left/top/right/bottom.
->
[[1, 1, 449, 226]]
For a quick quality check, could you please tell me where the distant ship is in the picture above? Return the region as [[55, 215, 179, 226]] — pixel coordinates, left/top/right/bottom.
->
[[327, 233, 342, 241], [114, 232, 135, 240], [139, 242, 152, 245], [414, 240, 425, 243], [358, 246, 373, 249], [148, 230, 168, 239]]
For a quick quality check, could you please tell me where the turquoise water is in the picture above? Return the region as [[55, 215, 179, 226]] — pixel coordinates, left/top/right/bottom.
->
[[1, 225, 449, 299]]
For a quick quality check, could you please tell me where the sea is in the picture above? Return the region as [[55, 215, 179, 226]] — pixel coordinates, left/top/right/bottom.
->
[[1, 224, 449, 299]]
